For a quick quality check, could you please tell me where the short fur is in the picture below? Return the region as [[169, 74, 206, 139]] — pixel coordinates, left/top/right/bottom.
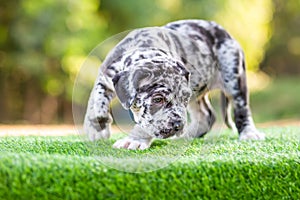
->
[[83, 20, 264, 150]]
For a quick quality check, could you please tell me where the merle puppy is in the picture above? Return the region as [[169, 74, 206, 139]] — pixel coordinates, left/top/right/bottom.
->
[[83, 20, 265, 150]]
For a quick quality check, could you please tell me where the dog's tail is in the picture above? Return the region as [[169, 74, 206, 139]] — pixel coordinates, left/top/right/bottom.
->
[[220, 92, 237, 132]]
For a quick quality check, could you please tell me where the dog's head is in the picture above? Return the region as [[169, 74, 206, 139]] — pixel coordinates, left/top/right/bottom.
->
[[112, 60, 192, 138]]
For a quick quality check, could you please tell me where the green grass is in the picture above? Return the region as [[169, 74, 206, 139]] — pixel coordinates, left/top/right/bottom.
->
[[0, 127, 299, 199]]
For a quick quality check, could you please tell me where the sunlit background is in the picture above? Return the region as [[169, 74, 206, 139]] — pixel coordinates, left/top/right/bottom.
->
[[0, 0, 299, 124]]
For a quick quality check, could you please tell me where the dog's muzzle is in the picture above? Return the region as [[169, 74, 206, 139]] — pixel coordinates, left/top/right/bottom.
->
[[158, 121, 184, 139]]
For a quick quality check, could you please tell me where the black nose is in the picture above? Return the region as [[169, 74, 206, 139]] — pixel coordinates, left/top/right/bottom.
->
[[173, 121, 184, 132]]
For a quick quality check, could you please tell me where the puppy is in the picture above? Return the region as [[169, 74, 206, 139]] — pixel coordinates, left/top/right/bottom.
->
[[83, 20, 265, 150]]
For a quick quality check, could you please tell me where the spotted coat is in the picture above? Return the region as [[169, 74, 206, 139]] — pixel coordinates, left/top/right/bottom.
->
[[84, 19, 265, 150]]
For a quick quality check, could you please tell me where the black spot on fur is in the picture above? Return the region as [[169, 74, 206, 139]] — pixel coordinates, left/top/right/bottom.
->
[[124, 56, 132, 66], [134, 30, 149, 39], [157, 32, 171, 46], [233, 67, 238, 74], [152, 60, 164, 64], [147, 39, 153, 45], [97, 117, 109, 129], [234, 107, 250, 133], [106, 65, 118, 73], [119, 37, 133, 46], [176, 61, 190, 81], [233, 51, 240, 67], [165, 101, 173, 108], [168, 32, 187, 61], [167, 23, 181, 30], [181, 57, 187, 64], [141, 32, 149, 37], [158, 49, 168, 55], [141, 103, 149, 118], [97, 82, 105, 87], [214, 26, 231, 49], [141, 83, 165, 96], [233, 77, 248, 107], [139, 42, 149, 48], [187, 22, 215, 47]]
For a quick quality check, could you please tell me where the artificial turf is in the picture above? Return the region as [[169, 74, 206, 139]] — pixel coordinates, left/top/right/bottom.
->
[[0, 127, 299, 199]]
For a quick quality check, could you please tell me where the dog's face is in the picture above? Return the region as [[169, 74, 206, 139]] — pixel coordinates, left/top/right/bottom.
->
[[113, 60, 192, 138]]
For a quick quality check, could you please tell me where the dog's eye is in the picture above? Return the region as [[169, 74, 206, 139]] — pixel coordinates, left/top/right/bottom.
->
[[152, 96, 165, 104]]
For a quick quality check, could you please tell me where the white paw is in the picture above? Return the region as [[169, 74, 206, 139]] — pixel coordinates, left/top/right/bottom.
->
[[83, 114, 112, 141], [88, 127, 111, 141], [239, 127, 265, 140], [84, 122, 111, 141], [113, 137, 151, 150]]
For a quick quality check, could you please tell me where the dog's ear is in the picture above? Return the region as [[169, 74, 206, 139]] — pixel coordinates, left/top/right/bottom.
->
[[113, 69, 152, 109], [132, 69, 153, 89], [112, 71, 133, 109]]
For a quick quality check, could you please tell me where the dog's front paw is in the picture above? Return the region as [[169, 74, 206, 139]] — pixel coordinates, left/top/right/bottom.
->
[[239, 127, 265, 140], [113, 137, 152, 150], [86, 125, 111, 141], [84, 115, 112, 141]]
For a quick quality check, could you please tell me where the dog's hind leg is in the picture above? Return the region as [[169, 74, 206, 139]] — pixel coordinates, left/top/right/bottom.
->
[[220, 92, 237, 133], [216, 39, 264, 140]]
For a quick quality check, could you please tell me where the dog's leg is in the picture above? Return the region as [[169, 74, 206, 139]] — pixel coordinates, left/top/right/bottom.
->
[[185, 94, 216, 138], [220, 92, 237, 133], [217, 40, 265, 140], [113, 124, 153, 150], [83, 71, 115, 141]]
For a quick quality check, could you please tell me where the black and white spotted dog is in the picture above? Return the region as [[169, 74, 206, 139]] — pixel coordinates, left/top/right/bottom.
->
[[84, 20, 265, 150]]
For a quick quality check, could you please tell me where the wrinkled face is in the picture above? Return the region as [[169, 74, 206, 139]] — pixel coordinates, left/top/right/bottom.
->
[[131, 82, 191, 138], [125, 63, 191, 138], [113, 58, 192, 138]]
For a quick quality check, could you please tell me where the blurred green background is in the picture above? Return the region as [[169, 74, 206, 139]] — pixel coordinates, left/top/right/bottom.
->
[[0, 0, 299, 124]]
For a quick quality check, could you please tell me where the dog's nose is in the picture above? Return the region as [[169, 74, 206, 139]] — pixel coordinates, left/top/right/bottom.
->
[[173, 121, 184, 132]]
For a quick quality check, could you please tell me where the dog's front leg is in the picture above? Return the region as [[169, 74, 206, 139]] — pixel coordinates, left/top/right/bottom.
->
[[113, 124, 153, 150], [84, 72, 115, 141]]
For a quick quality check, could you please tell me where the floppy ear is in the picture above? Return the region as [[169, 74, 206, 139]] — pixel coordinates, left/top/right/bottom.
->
[[112, 71, 133, 109], [132, 69, 153, 89], [112, 69, 153, 109]]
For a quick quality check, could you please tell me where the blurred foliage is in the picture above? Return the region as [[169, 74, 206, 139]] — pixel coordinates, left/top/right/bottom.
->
[[215, 0, 273, 72], [0, 0, 299, 123], [261, 0, 300, 75], [0, 0, 108, 123]]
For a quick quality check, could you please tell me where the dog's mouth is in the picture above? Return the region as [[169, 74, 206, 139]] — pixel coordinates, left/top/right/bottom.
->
[[155, 122, 184, 139], [158, 128, 175, 139]]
